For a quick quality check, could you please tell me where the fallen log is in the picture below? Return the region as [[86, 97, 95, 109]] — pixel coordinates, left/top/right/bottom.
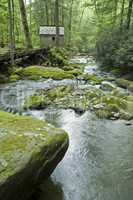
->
[[0, 48, 48, 72]]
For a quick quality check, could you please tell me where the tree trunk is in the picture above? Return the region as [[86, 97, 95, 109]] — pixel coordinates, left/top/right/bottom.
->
[[50, 0, 54, 25], [18, 0, 33, 49], [45, 0, 49, 25], [113, 0, 118, 25], [79, 7, 86, 29], [55, 0, 60, 47], [8, 0, 15, 66], [126, 0, 133, 29], [61, 0, 64, 26], [68, 0, 74, 46], [29, 0, 32, 31], [120, 0, 125, 28]]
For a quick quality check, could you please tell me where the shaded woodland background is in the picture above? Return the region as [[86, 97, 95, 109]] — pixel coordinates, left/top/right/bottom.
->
[[1, 0, 133, 75]]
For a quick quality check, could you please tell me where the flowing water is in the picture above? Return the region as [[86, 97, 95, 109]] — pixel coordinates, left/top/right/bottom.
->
[[0, 56, 133, 200], [36, 108, 133, 200]]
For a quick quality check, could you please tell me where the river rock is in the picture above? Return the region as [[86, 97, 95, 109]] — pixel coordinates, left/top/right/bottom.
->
[[100, 81, 116, 91], [125, 122, 132, 126], [116, 78, 133, 92], [0, 111, 69, 200], [93, 103, 106, 109]]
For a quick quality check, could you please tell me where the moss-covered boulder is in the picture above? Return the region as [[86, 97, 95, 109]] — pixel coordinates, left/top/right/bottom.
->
[[116, 78, 133, 92], [92, 90, 133, 120], [0, 111, 69, 200], [100, 81, 116, 91], [10, 66, 75, 81]]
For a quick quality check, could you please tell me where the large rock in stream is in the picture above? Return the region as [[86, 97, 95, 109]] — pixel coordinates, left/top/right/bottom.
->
[[0, 111, 69, 200]]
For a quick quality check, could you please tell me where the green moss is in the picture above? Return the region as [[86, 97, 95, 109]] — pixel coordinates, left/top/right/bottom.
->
[[86, 89, 103, 99], [0, 111, 47, 134], [12, 67, 24, 75], [81, 74, 105, 84], [95, 103, 121, 119], [11, 66, 75, 80], [92, 90, 132, 119], [25, 86, 103, 111], [63, 65, 75, 71], [0, 111, 68, 181], [70, 63, 86, 70], [68, 69, 82, 77], [125, 95, 133, 116], [94, 95, 126, 109], [104, 76, 116, 81], [24, 86, 74, 109], [95, 109, 113, 119], [120, 111, 133, 120], [116, 78, 133, 91], [46, 85, 73, 99], [24, 84, 132, 120], [9, 74, 20, 82], [111, 68, 122, 76], [24, 95, 48, 109], [63, 64, 84, 77], [47, 48, 69, 66]]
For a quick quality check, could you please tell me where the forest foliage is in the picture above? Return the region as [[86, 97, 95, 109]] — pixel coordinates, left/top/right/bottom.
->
[[0, 0, 133, 75]]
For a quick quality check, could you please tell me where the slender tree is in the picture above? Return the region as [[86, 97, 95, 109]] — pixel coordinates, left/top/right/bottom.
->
[[55, 0, 60, 46], [68, 0, 74, 46], [18, 0, 33, 49], [8, 0, 15, 66], [113, 0, 118, 25], [126, 0, 133, 29], [45, 0, 49, 25], [120, 0, 125, 28]]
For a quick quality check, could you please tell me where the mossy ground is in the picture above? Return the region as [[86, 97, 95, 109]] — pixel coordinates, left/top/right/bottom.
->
[[0, 111, 68, 181]]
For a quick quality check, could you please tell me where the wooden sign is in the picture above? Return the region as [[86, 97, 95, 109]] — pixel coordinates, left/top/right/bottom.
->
[[39, 26, 64, 36]]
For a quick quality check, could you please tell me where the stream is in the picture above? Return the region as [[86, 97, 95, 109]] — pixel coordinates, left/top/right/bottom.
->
[[0, 56, 133, 200]]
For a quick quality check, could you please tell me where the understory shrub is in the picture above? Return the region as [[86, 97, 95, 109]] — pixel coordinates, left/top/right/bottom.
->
[[96, 28, 133, 77]]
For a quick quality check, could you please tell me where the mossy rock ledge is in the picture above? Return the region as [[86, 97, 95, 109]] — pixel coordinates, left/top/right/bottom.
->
[[0, 111, 69, 200]]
